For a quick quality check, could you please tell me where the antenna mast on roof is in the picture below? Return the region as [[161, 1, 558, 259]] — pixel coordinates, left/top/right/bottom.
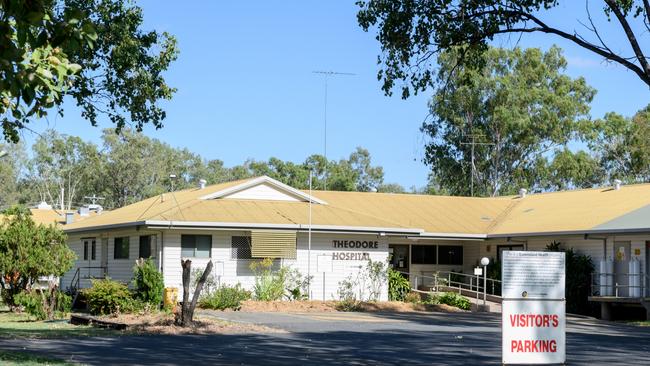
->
[[83, 194, 105, 205], [313, 70, 355, 190], [460, 134, 494, 197]]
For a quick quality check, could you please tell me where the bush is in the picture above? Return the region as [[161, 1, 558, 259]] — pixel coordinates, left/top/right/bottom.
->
[[15, 288, 71, 320], [84, 278, 137, 315], [132, 258, 164, 308], [199, 284, 251, 310], [545, 242, 595, 315], [388, 269, 411, 301], [437, 292, 471, 310], [285, 268, 312, 301], [404, 292, 421, 304], [250, 258, 287, 301]]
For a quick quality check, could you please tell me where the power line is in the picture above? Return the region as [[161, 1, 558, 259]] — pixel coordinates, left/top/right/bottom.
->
[[312, 70, 355, 190]]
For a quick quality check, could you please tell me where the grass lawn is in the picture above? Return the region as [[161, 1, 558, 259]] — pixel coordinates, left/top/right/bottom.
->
[[0, 351, 76, 366], [0, 310, 117, 339], [624, 320, 650, 326]]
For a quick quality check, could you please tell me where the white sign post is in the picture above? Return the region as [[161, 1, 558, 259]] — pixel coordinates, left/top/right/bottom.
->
[[502, 251, 566, 365]]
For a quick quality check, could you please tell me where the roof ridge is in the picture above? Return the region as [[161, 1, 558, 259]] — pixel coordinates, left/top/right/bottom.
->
[[485, 198, 523, 234]]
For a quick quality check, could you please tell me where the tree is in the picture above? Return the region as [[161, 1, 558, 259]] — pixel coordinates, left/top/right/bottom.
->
[[0, 206, 75, 309], [0, 142, 28, 208], [176, 259, 213, 327], [544, 149, 604, 190], [422, 46, 595, 196], [357, 0, 650, 97], [588, 105, 650, 182], [30, 130, 102, 210], [0, 0, 178, 143]]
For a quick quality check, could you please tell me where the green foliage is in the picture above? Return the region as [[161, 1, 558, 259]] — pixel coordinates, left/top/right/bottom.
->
[[545, 242, 595, 315], [132, 258, 164, 308], [0, 207, 75, 308], [357, 1, 650, 96], [403, 292, 421, 304], [250, 258, 287, 301], [83, 278, 137, 315], [388, 269, 411, 301], [437, 292, 471, 310], [198, 284, 251, 311], [0, 0, 178, 143], [15, 289, 71, 321], [336, 259, 388, 303], [285, 268, 312, 301], [421, 46, 595, 196]]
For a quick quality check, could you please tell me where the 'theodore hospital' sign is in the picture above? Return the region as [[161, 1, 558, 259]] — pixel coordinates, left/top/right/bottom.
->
[[502, 251, 566, 365], [331, 240, 379, 261]]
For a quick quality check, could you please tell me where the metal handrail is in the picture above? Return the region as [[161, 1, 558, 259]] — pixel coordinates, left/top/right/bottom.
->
[[396, 269, 502, 298], [590, 272, 649, 298]]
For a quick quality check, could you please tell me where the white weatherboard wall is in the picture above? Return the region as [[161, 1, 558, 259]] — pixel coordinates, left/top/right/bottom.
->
[[161, 230, 389, 301]]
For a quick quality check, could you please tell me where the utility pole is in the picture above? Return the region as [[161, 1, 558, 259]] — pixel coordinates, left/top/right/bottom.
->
[[460, 134, 494, 197], [312, 70, 355, 190]]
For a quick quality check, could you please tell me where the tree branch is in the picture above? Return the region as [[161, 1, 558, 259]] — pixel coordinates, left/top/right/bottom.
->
[[604, 0, 650, 76]]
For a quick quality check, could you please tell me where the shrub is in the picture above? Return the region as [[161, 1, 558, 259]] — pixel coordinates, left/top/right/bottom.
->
[[199, 284, 251, 310], [285, 268, 311, 301], [15, 288, 71, 320], [132, 258, 164, 308], [250, 258, 287, 301], [388, 269, 411, 301], [84, 278, 137, 315], [191, 267, 220, 299], [437, 292, 471, 310], [404, 292, 421, 304], [545, 242, 595, 315]]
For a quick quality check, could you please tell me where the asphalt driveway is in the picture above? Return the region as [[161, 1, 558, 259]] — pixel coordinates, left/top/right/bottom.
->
[[1, 311, 648, 365]]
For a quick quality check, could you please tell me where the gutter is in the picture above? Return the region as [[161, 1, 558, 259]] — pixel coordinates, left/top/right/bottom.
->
[[63, 221, 147, 234]]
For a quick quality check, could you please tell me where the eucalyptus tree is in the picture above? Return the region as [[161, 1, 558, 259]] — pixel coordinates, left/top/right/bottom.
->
[[0, 0, 178, 142]]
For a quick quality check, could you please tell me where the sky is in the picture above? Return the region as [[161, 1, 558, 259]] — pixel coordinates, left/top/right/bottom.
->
[[21, 1, 650, 189]]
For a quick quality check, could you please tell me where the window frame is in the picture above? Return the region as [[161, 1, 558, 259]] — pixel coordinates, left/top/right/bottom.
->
[[437, 245, 463, 265], [114, 237, 130, 260], [138, 235, 157, 259], [231, 236, 252, 260], [411, 244, 437, 265], [181, 235, 212, 258]]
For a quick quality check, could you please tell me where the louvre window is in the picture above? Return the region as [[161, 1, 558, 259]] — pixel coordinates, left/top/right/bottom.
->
[[114, 237, 130, 259], [231, 236, 252, 260], [181, 235, 212, 258], [251, 231, 297, 259]]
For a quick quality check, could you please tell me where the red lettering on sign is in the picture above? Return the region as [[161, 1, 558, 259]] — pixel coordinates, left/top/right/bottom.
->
[[511, 340, 558, 353]]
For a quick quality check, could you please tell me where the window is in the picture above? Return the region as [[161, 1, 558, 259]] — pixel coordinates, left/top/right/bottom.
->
[[139, 235, 156, 259], [438, 245, 463, 265], [114, 237, 130, 259], [231, 236, 252, 260], [83, 239, 96, 261], [411, 245, 436, 264], [181, 235, 211, 258]]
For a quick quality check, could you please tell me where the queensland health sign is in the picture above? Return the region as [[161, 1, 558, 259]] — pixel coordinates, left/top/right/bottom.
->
[[501, 251, 566, 365]]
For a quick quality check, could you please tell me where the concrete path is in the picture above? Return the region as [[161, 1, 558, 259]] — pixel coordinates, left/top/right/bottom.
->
[[1, 311, 648, 365]]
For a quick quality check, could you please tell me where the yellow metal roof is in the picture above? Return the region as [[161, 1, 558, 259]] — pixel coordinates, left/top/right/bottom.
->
[[62, 176, 650, 236], [487, 184, 650, 235], [0, 208, 97, 226]]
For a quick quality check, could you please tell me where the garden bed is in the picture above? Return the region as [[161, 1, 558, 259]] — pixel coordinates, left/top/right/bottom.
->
[[89, 312, 284, 335], [231, 300, 465, 313]]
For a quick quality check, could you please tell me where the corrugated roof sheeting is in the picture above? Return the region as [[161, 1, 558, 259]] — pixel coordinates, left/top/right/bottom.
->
[[62, 176, 650, 236]]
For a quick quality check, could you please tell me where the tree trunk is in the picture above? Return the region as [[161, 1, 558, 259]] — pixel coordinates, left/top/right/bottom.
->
[[177, 259, 213, 327]]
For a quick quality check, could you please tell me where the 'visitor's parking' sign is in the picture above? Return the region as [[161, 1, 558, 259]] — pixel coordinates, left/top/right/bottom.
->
[[501, 251, 566, 365]]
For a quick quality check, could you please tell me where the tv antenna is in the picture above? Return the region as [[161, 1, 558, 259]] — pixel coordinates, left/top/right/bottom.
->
[[460, 134, 494, 197], [312, 70, 356, 190], [83, 194, 105, 205]]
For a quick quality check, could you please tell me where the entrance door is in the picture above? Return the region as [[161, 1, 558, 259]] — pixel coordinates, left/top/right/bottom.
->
[[82, 238, 100, 279], [614, 241, 631, 297], [101, 238, 109, 277], [389, 245, 409, 274]]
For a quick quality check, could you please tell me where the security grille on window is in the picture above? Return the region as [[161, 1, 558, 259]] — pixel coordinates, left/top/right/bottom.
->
[[231, 236, 252, 260]]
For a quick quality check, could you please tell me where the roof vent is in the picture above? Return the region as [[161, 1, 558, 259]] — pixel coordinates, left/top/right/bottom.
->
[[198, 179, 207, 189], [518, 188, 528, 198], [613, 179, 622, 190], [78, 206, 90, 216], [36, 201, 52, 210], [65, 212, 74, 225]]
